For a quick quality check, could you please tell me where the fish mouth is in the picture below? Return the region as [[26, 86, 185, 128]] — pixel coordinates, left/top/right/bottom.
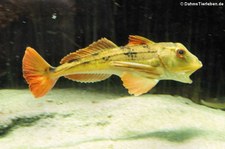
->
[[174, 61, 202, 84], [183, 61, 203, 74]]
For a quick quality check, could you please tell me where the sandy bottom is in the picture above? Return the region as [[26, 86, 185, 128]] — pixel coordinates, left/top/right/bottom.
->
[[0, 88, 225, 149]]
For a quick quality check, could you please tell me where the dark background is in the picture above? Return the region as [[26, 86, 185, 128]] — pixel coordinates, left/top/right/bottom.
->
[[0, 0, 224, 102]]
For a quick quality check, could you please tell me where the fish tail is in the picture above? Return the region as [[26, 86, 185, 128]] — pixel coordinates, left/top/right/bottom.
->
[[22, 47, 58, 98]]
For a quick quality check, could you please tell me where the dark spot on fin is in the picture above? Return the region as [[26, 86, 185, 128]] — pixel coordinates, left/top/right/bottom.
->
[[142, 44, 149, 48], [92, 53, 99, 56], [82, 61, 90, 64], [49, 67, 55, 72], [120, 46, 125, 50], [147, 50, 157, 53], [124, 51, 137, 60], [102, 56, 110, 61], [68, 59, 79, 63]]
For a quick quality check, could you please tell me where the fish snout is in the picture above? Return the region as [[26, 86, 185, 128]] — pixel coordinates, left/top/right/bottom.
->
[[185, 59, 202, 74], [193, 59, 203, 70]]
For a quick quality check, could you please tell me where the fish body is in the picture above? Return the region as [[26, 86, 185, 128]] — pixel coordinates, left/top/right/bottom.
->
[[22, 35, 202, 98]]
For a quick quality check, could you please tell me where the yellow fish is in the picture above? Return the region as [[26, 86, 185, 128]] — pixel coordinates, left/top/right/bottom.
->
[[22, 35, 202, 98]]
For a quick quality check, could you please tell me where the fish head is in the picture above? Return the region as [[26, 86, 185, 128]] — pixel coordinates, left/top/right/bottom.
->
[[157, 42, 202, 83]]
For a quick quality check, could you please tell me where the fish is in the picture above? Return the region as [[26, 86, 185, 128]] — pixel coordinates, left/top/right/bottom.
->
[[22, 35, 202, 98]]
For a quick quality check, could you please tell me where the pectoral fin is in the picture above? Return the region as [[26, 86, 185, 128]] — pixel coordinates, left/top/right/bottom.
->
[[121, 72, 158, 96], [111, 61, 161, 79], [111, 61, 151, 69]]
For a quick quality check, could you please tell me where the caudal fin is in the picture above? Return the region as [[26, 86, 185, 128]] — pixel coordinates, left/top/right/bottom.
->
[[22, 47, 58, 98]]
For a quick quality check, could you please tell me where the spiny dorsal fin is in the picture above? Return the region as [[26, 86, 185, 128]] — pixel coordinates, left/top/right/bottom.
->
[[64, 74, 111, 83], [60, 38, 118, 64], [127, 35, 155, 46]]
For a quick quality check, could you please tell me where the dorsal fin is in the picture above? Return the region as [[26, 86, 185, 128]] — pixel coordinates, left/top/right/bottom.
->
[[127, 35, 155, 46], [60, 38, 118, 64]]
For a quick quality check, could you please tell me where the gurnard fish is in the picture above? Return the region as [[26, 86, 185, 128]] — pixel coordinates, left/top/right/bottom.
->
[[22, 35, 202, 98]]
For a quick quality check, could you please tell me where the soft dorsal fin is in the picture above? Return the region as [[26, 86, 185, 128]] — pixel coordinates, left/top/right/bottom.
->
[[60, 38, 118, 64], [127, 35, 155, 46]]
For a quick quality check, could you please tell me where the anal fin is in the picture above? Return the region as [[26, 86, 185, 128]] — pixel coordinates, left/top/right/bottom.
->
[[121, 72, 158, 96], [65, 74, 111, 83]]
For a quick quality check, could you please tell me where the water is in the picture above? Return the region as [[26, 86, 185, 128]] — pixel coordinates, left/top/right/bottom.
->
[[0, 0, 225, 148], [0, 0, 224, 102]]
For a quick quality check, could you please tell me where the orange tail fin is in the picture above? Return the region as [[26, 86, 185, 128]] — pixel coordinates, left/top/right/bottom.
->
[[22, 47, 58, 98]]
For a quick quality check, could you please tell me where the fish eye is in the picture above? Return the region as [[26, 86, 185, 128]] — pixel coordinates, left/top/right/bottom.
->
[[176, 49, 185, 58]]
